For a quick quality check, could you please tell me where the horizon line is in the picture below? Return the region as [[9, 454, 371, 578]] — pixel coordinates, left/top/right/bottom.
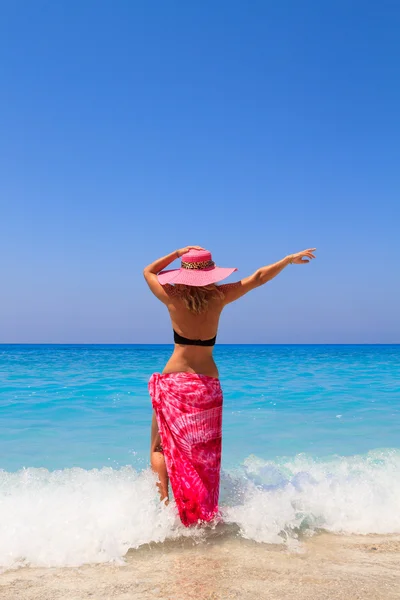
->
[[1, 343, 399, 347]]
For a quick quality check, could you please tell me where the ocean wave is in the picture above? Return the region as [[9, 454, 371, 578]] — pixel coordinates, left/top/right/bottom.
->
[[222, 449, 400, 542], [1, 449, 399, 569]]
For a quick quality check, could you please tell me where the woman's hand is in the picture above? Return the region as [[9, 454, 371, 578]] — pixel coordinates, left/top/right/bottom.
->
[[288, 248, 317, 264], [177, 245, 204, 258]]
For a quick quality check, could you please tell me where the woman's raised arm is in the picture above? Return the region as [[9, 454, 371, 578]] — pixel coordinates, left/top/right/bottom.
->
[[143, 246, 203, 303], [220, 248, 317, 305]]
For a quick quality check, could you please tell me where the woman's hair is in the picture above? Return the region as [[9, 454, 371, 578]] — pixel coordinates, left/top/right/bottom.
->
[[175, 284, 224, 314]]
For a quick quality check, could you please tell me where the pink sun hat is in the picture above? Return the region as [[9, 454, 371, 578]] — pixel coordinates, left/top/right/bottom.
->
[[157, 249, 237, 287]]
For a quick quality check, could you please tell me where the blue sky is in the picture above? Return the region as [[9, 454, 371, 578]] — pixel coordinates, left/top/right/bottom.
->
[[1, 1, 399, 343]]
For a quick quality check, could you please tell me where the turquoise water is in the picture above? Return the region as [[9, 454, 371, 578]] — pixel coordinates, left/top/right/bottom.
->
[[1, 344, 399, 470], [1, 344, 400, 568]]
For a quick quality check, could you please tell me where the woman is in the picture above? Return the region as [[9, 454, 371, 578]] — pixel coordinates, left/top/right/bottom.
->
[[144, 245, 316, 526]]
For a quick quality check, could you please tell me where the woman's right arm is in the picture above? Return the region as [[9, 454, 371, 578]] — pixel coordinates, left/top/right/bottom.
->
[[220, 248, 317, 305], [143, 245, 203, 303]]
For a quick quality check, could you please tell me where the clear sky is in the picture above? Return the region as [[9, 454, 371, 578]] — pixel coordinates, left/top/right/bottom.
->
[[1, 1, 399, 343]]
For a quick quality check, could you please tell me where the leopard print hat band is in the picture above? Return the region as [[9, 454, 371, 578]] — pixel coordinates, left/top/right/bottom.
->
[[181, 259, 215, 270]]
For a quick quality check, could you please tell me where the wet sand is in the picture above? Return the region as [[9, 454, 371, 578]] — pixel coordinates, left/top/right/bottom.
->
[[1, 532, 399, 600]]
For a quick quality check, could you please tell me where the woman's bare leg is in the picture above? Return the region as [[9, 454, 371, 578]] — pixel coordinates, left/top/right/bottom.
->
[[150, 411, 169, 503]]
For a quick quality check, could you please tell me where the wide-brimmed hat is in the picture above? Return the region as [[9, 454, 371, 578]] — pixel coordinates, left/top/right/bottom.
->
[[157, 249, 237, 287]]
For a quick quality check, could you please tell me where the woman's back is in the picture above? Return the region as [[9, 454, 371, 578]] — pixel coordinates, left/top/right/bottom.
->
[[162, 284, 225, 377], [166, 284, 224, 340]]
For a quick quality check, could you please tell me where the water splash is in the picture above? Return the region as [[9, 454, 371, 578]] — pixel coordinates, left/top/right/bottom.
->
[[1, 449, 400, 569]]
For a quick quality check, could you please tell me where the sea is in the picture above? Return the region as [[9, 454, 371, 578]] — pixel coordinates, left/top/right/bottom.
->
[[0, 344, 399, 569]]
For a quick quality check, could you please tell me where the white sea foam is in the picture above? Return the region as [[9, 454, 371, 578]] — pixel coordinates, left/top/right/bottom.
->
[[0, 467, 188, 570], [1, 449, 399, 569], [223, 449, 400, 542]]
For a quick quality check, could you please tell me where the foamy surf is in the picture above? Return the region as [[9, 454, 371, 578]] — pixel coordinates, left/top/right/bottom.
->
[[1, 449, 399, 569], [0, 467, 191, 570], [223, 449, 400, 542]]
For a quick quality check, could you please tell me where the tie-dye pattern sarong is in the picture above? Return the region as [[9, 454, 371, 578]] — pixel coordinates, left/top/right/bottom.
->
[[148, 372, 223, 526]]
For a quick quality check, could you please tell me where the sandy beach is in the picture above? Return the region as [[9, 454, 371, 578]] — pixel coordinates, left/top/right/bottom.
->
[[1, 532, 399, 600]]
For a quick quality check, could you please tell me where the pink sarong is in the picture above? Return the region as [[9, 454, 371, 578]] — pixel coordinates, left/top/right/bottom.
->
[[148, 372, 223, 526]]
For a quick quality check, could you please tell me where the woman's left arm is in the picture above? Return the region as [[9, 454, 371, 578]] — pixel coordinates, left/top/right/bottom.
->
[[143, 246, 202, 303]]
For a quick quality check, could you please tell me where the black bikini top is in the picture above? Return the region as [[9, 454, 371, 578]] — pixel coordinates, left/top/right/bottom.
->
[[173, 329, 217, 347]]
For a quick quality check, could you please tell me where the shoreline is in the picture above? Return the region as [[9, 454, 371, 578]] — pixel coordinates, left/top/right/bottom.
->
[[1, 533, 399, 600]]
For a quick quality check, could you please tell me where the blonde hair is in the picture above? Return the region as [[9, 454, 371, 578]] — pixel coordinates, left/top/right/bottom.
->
[[175, 284, 224, 314]]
